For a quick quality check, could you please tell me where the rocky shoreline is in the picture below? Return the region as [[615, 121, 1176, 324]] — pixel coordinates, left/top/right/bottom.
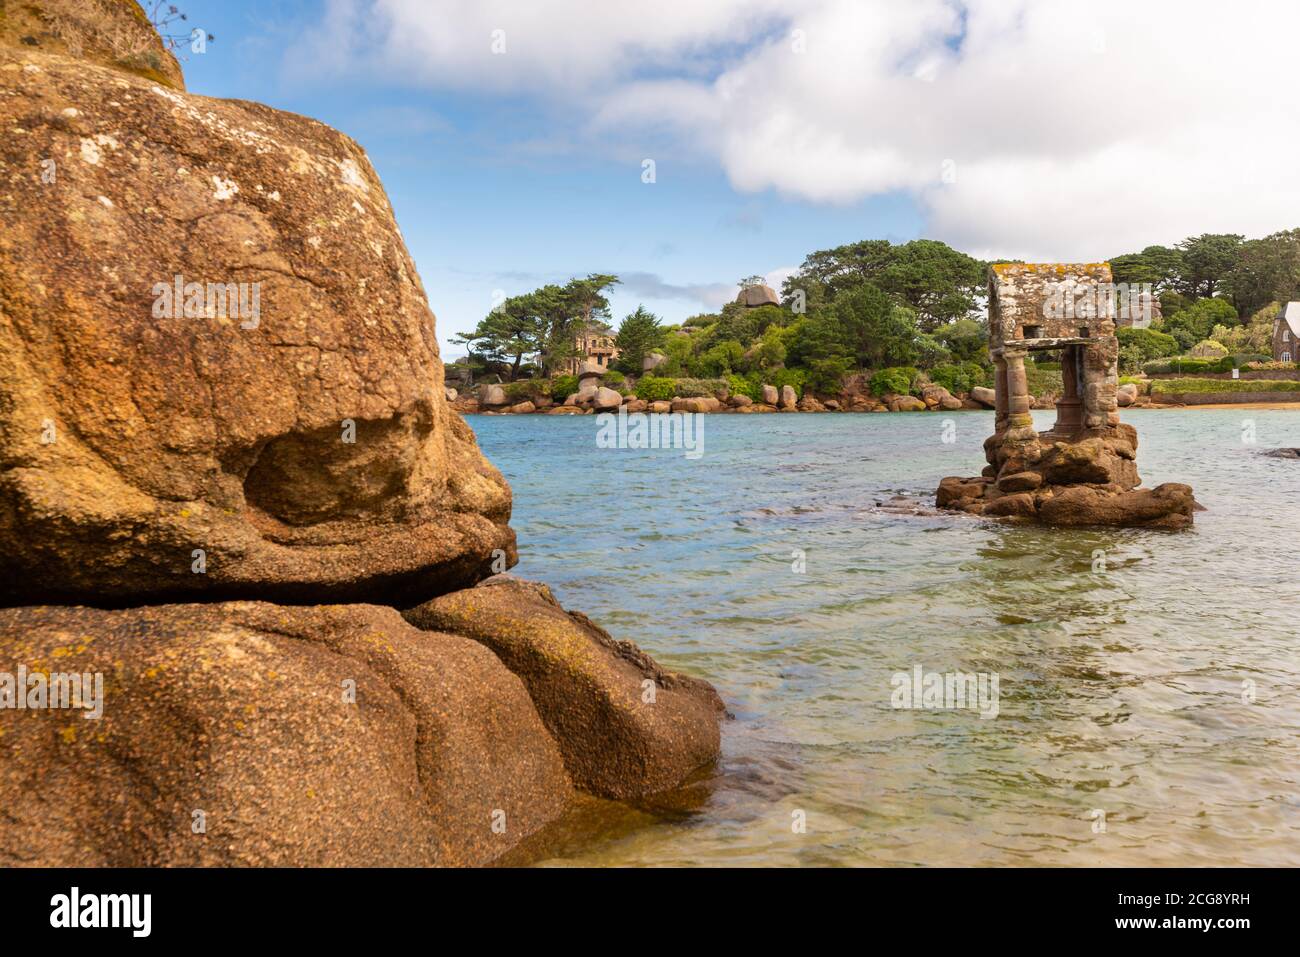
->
[[451, 381, 1003, 416], [0, 1, 723, 867]]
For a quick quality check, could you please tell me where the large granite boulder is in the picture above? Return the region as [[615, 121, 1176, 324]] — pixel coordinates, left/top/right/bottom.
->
[[0, 0, 184, 90], [1036, 483, 1195, 529], [887, 394, 927, 412], [969, 386, 996, 408], [0, 602, 573, 866], [938, 421, 1195, 529], [735, 283, 779, 308], [0, 3, 729, 870], [480, 384, 508, 407], [405, 578, 725, 800], [0, 22, 514, 606]]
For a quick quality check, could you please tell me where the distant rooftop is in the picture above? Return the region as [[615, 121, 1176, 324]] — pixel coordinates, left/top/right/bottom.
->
[[1282, 302, 1300, 337]]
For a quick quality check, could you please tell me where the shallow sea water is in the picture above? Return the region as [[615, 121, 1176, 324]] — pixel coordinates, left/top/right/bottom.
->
[[472, 408, 1300, 866]]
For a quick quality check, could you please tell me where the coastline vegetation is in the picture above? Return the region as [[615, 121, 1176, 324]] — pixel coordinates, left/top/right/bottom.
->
[[449, 230, 1300, 402]]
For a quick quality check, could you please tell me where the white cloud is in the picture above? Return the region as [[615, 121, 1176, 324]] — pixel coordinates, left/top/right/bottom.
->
[[300, 0, 1300, 261]]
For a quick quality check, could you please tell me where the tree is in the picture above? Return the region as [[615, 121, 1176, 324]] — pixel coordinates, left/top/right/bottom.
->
[[1163, 297, 1238, 351], [1109, 245, 1185, 293], [1177, 233, 1243, 298], [540, 274, 620, 374], [457, 293, 547, 381], [1224, 229, 1300, 318], [872, 240, 986, 331], [699, 340, 746, 376], [784, 239, 984, 332], [830, 284, 920, 369], [613, 306, 666, 374], [934, 318, 988, 363]]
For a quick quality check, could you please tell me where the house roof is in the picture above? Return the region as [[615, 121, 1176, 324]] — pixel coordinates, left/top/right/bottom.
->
[[1282, 303, 1300, 338]]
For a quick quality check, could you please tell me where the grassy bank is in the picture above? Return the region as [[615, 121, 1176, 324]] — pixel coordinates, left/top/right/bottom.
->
[[1150, 378, 1300, 395]]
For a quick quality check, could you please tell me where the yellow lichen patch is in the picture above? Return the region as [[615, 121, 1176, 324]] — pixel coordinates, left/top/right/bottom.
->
[[59, 726, 76, 745]]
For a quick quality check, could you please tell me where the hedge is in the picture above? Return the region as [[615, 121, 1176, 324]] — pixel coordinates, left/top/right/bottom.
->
[[634, 376, 676, 402], [671, 377, 729, 398], [1143, 354, 1271, 376], [1150, 378, 1300, 395]]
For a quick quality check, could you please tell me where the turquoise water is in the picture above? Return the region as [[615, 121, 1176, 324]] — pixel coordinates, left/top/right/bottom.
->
[[472, 409, 1300, 866]]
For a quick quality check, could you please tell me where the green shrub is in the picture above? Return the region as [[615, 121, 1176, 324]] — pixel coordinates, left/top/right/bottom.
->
[[603, 369, 625, 386], [1189, 339, 1229, 359], [1024, 364, 1063, 397], [928, 362, 986, 395], [768, 368, 806, 397], [1151, 378, 1300, 395], [726, 372, 762, 401], [1228, 353, 1270, 367], [1145, 354, 1274, 375], [505, 379, 546, 401], [1117, 326, 1180, 361], [1143, 356, 1213, 375], [634, 376, 676, 402], [806, 357, 852, 395], [549, 375, 578, 402], [672, 377, 729, 398], [869, 366, 918, 397]]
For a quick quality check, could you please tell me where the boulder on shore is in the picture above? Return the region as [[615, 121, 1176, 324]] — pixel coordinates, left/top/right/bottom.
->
[[762, 384, 779, 405], [887, 395, 927, 412], [969, 386, 996, 408], [593, 387, 623, 411], [480, 384, 508, 407], [405, 578, 725, 800], [0, 4, 729, 871], [0, 601, 573, 866], [779, 385, 799, 409], [0, 28, 516, 607]]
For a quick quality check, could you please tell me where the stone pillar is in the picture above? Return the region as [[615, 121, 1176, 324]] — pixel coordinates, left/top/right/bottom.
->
[[1054, 345, 1083, 436], [1004, 349, 1031, 418], [994, 355, 1009, 431]]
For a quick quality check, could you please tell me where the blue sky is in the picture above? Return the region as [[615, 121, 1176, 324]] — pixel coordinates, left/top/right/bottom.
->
[[158, 1, 1300, 355], [154, 0, 926, 355]]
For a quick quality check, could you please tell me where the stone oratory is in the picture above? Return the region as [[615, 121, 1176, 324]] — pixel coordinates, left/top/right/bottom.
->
[[937, 263, 1196, 528]]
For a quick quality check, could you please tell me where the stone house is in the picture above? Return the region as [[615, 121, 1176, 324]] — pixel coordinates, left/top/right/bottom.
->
[[562, 323, 620, 375], [1273, 302, 1300, 363]]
